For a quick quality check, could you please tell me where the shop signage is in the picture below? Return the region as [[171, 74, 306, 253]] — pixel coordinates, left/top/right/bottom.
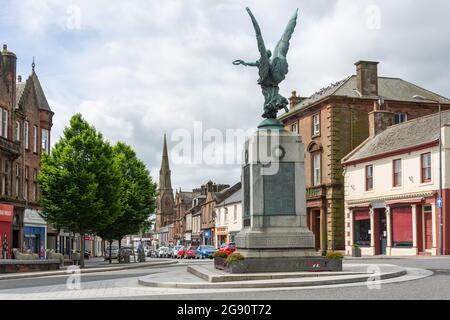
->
[[0, 204, 13, 222]]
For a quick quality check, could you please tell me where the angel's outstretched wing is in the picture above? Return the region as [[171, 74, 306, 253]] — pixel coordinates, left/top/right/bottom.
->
[[273, 9, 299, 59], [246, 7, 270, 82]]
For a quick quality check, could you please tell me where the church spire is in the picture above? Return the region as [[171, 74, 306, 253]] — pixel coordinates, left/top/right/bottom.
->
[[159, 133, 172, 190]]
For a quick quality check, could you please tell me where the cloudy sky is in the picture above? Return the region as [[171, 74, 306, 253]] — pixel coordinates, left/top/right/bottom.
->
[[1, 0, 450, 191]]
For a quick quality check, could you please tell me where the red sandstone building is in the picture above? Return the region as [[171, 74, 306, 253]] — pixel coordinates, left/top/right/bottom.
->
[[279, 60, 450, 253], [0, 45, 53, 258]]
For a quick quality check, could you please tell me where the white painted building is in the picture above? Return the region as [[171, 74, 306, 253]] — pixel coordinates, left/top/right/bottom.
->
[[343, 110, 450, 256], [215, 186, 242, 246]]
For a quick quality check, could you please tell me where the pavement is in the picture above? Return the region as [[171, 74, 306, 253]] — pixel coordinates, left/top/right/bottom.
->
[[0, 257, 178, 281], [0, 257, 443, 300]]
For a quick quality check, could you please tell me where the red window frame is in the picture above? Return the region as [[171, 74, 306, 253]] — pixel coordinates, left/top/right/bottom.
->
[[421, 153, 431, 183], [393, 159, 402, 187], [365, 165, 373, 191]]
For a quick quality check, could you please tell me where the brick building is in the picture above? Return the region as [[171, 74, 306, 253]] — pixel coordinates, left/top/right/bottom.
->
[[279, 60, 450, 252], [0, 45, 53, 258]]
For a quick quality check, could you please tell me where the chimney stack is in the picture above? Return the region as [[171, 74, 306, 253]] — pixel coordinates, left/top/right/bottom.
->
[[18, 75, 22, 82], [355, 60, 379, 96], [368, 109, 394, 137]]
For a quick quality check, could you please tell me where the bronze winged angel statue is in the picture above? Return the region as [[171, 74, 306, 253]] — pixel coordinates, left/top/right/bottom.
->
[[234, 7, 299, 119]]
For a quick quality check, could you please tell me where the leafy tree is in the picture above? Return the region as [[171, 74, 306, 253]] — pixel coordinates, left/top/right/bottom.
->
[[38, 114, 121, 268], [96, 142, 157, 263]]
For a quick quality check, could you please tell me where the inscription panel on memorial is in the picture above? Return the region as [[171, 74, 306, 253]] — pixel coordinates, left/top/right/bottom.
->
[[263, 162, 295, 215]]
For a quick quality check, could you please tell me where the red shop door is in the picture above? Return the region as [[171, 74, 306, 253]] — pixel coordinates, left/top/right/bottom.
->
[[425, 211, 433, 250]]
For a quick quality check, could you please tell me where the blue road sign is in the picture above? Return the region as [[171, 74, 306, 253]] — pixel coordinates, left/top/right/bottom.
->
[[437, 197, 443, 209]]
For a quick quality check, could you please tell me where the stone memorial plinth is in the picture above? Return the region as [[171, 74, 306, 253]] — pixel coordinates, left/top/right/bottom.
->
[[234, 119, 321, 272]]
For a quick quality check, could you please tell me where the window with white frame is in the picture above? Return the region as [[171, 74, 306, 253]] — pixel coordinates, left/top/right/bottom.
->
[[33, 125, 38, 153], [312, 153, 321, 186], [2, 109, 8, 138], [24, 121, 29, 149], [42, 128, 49, 154], [312, 113, 320, 136], [291, 122, 299, 134], [15, 121, 20, 142], [15, 163, 20, 197], [234, 205, 237, 221]]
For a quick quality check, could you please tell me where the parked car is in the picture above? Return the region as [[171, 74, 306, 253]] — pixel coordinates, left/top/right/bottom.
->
[[104, 244, 119, 261], [147, 248, 158, 258], [196, 245, 216, 259], [177, 246, 187, 259], [157, 246, 171, 258], [217, 242, 236, 255], [185, 246, 198, 259], [84, 249, 91, 259], [119, 245, 134, 257], [171, 245, 182, 258]]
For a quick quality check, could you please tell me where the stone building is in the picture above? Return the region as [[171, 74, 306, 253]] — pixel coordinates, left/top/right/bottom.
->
[[173, 188, 201, 245], [200, 181, 241, 247], [0, 45, 53, 258], [215, 182, 242, 246], [279, 60, 450, 252], [343, 110, 450, 256]]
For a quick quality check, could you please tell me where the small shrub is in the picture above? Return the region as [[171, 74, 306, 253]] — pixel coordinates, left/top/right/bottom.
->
[[226, 252, 245, 264], [326, 251, 344, 260], [214, 251, 228, 259]]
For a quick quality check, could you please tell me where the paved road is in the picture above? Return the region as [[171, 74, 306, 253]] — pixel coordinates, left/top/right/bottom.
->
[[0, 257, 449, 300]]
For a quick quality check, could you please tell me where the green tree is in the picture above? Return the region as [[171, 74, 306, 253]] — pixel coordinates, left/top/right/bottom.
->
[[38, 114, 121, 268], [97, 142, 157, 263]]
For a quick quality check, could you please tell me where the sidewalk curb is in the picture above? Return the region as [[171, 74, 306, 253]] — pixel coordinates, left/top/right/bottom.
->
[[0, 260, 178, 281]]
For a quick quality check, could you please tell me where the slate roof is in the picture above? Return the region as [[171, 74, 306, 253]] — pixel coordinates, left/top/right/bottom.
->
[[280, 75, 450, 120], [15, 71, 52, 112], [214, 182, 242, 204], [343, 110, 450, 163], [216, 185, 242, 207], [178, 191, 200, 204]]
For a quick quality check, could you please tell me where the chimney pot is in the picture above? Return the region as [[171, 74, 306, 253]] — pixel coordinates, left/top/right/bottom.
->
[[18, 75, 22, 82], [2, 44, 7, 51]]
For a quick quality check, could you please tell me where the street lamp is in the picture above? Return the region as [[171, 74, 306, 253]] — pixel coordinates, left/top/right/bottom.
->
[[413, 95, 443, 256]]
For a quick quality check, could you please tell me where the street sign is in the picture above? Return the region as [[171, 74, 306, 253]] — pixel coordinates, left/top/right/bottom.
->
[[437, 197, 443, 209]]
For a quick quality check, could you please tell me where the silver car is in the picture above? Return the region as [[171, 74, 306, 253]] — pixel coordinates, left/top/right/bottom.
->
[[158, 246, 171, 258], [104, 244, 119, 261], [171, 245, 182, 258]]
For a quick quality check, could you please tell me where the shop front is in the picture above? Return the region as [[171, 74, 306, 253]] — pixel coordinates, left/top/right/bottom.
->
[[202, 229, 213, 246], [23, 209, 47, 258], [0, 204, 13, 259], [348, 196, 436, 256], [184, 232, 192, 246], [215, 227, 227, 247]]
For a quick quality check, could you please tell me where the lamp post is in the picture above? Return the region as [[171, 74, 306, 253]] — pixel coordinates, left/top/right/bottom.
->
[[413, 95, 443, 255]]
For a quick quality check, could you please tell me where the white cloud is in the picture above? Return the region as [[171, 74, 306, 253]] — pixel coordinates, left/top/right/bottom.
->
[[5, 0, 450, 190]]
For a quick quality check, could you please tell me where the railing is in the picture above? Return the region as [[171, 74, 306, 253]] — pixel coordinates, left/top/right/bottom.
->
[[306, 186, 326, 199]]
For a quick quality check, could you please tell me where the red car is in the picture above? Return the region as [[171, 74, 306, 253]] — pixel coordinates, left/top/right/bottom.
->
[[177, 246, 187, 259], [184, 246, 198, 259], [218, 242, 236, 255]]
